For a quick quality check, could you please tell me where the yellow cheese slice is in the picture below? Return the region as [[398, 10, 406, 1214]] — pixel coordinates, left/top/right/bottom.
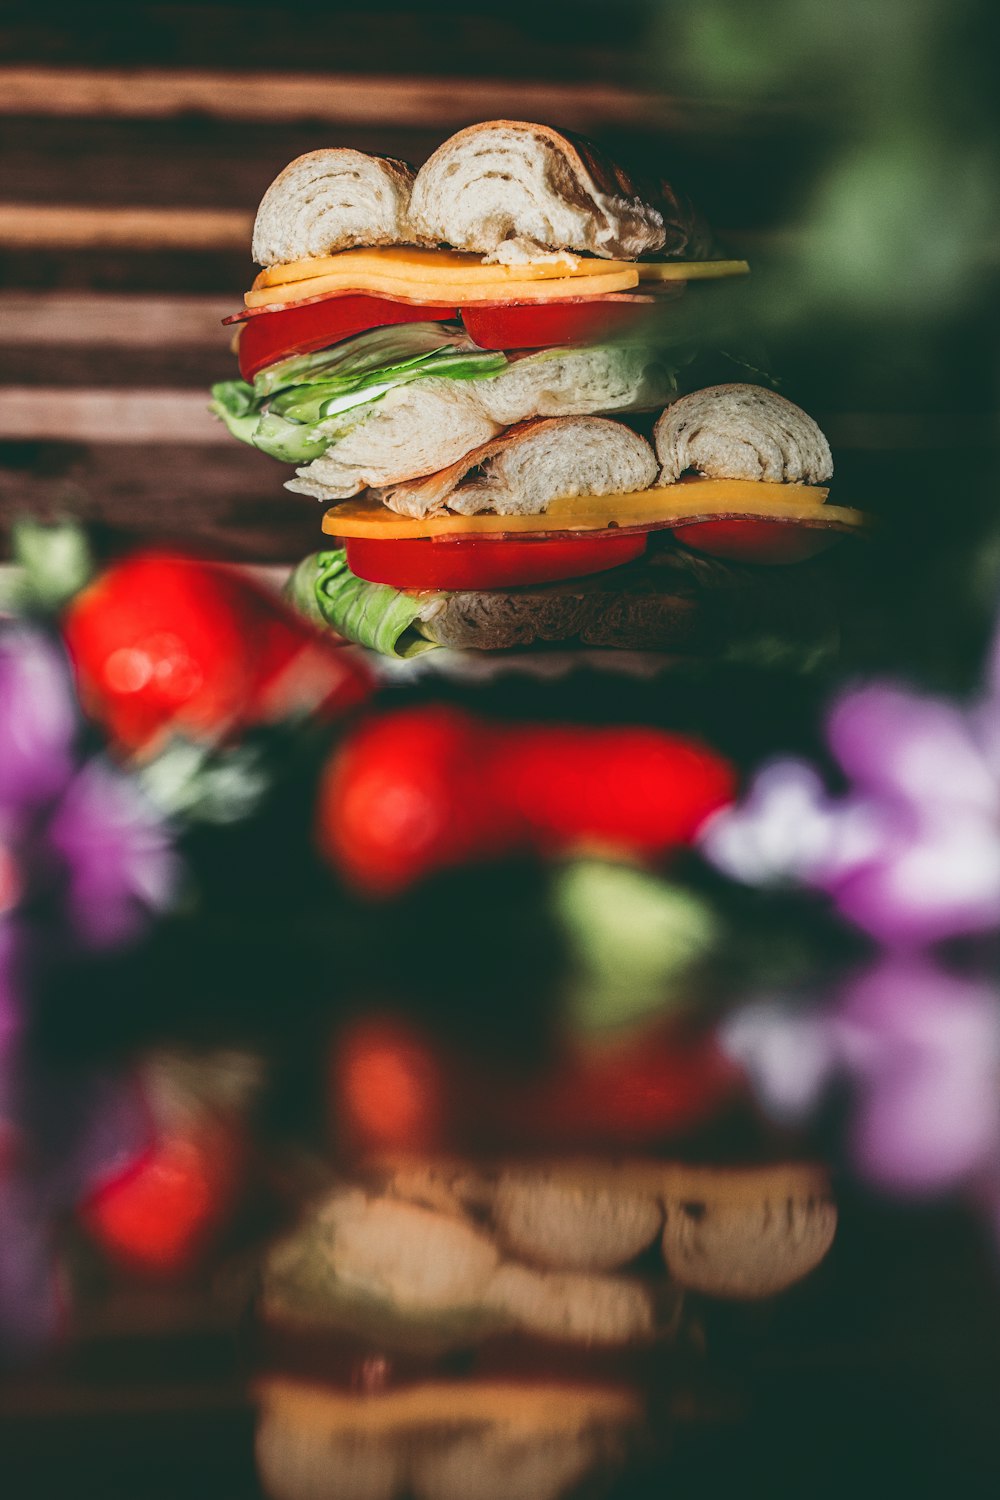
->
[[245, 267, 640, 309], [256, 248, 589, 289], [636, 258, 750, 282], [255, 247, 749, 292], [322, 478, 867, 541]]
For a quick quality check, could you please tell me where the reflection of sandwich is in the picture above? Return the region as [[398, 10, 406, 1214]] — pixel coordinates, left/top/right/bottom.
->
[[211, 120, 744, 505], [289, 386, 866, 657], [254, 1159, 836, 1500]]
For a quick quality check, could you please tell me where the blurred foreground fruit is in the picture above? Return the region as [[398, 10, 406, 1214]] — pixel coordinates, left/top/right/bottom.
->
[[332, 1015, 743, 1154], [78, 1119, 247, 1277], [317, 704, 737, 895], [63, 552, 373, 755]]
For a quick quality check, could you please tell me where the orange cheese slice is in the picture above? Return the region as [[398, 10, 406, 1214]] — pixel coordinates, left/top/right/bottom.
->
[[245, 266, 639, 309], [256, 248, 594, 289], [246, 248, 750, 310], [321, 478, 867, 541]]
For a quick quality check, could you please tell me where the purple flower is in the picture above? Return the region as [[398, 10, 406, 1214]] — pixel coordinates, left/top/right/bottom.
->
[[720, 959, 1000, 1197], [0, 621, 178, 1358], [0, 626, 77, 810], [701, 677, 1000, 948], [837, 961, 1000, 1193], [0, 622, 179, 956], [47, 760, 179, 950], [0, 1044, 151, 1361]]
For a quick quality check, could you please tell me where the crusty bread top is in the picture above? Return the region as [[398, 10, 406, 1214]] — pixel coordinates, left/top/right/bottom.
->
[[655, 384, 833, 485], [408, 120, 667, 261], [252, 148, 427, 266], [373, 416, 658, 520]]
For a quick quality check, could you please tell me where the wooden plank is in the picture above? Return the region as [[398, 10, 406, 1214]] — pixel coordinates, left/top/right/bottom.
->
[[0, 441, 321, 562], [0, 389, 226, 443], [0, 66, 679, 131], [0, 247, 248, 295], [10, 346, 234, 390], [0, 114, 795, 218], [0, 7, 650, 85], [0, 291, 233, 343], [0, 204, 252, 251]]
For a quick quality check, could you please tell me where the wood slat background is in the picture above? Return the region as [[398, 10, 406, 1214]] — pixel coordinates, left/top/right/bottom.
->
[[0, 0, 918, 565]]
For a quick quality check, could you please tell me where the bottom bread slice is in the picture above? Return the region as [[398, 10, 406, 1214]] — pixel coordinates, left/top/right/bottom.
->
[[415, 551, 838, 653], [255, 1377, 642, 1500]]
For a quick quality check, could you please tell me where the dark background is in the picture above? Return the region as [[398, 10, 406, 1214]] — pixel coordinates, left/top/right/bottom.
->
[[2, 3, 999, 1495]]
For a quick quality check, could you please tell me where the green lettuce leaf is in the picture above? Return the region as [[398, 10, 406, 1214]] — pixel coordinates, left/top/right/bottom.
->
[[209, 379, 260, 446], [212, 324, 507, 463], [287, 550, 442, 659], [253, 322, 474, 396], [251, 411, 329, 462]]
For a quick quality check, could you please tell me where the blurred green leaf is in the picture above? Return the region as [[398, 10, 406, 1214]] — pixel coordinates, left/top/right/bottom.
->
[[552, 858, 718, 1032]]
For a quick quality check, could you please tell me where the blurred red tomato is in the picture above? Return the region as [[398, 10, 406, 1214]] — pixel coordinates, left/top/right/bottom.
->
[[502, 1028, 743, 1147], [62, 553, 372, 754], [492, 724, 737, 854], [316, 706, 736, 894], [316, 705, 522, 895], [333, 1017, 446, 1154], [79, 1119, 247, 1277], [331, 1016, 742, 1154]]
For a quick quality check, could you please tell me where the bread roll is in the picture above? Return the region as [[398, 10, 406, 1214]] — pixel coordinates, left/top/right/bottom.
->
[[485, 1263, 655, 1345], [660, 1176, 837, 1298], [409, 120, 666, 261], [287, 346, 664, 504], [253, 149, 423, 266], [476, 344, 672, 427], [491, 1171, 663, 1272], [323, 1193, 499, 1312], [654, 384, 833, 485], [375, 416, 658, 520], [285, 383, 503, 502]]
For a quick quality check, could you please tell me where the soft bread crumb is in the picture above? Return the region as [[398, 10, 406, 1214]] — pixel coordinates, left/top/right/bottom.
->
[[654, 384, 833, 485]]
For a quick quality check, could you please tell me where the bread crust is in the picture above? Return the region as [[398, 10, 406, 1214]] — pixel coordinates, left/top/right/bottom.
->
[[409, 120, 667, 261], [253, 148, 427, 266], [654, 384, 834, 485], [375, 416, 658, 520]]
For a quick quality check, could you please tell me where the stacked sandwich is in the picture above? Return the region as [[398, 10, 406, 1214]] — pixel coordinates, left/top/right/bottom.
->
[[213, 120, 865, 656], [255, 1157, 837, 1500]]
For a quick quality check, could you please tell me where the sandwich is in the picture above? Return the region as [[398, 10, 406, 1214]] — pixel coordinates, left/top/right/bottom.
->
[[253, 1158, 836, 1500], [211, 121, 866, 659], [211, 120, 746, 506], [288, 385, 867, 656]]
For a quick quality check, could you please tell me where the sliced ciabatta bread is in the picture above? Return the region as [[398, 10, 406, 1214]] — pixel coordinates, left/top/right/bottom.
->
[[285, 383, 503, 502], [374, 417, 658, 520], [409, 120, 666, 261], [655, 384, 833, 485], [476, 344, 672, 426], [252, 148, 424, 266]]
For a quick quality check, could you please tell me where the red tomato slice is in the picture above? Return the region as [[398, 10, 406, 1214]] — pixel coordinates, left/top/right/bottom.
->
[[343, 531, 648, 590], [461, 298, 660, 350], [674, 519, 840, 565], [504, 1029, 742, 1146], [236, 294, 459, 381]]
